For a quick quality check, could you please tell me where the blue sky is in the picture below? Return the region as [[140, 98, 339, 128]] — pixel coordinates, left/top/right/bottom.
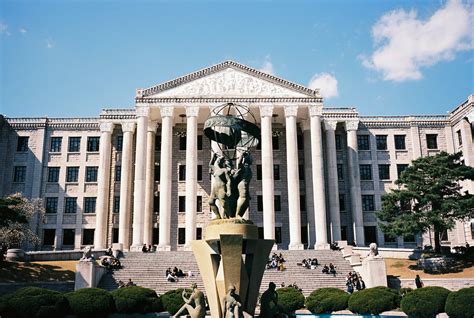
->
[[0, 0, 472, 118]]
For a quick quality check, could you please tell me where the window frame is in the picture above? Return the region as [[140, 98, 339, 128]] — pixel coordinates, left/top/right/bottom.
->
[[68, 137, 81, 153], [87, 136, 100, 152]]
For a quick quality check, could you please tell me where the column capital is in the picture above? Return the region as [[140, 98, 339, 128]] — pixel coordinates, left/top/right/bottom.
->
[[186, 106, 200, 117], [301, 119, 310, 131], [136, 106, 150, 117], [284, 105, 298, 117], [323, 120, 338, 131], [259, 105, 274, 117], [148, 120, 158, 133], [160, 106, 174, 118], [345, 120, 360, 131], [121, 121, 136, 133], [308, 104, 323, 117], [99, 121, 115, 133]]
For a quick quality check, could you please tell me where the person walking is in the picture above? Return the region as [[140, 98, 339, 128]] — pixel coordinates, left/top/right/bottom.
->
[[415, 274, 423, 288]]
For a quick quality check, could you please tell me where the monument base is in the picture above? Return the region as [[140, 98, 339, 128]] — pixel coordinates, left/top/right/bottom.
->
[[361, 257, 387, 287]]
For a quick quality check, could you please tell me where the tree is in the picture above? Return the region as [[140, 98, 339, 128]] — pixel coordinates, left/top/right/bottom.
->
[[0, 193, 44, 248], [377, 152, 474, 253]]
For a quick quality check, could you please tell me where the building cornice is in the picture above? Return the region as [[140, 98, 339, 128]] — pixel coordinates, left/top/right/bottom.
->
[[360, 115, 449, 128], [135, 97, 323, 104], [5, 117, 100, 130]]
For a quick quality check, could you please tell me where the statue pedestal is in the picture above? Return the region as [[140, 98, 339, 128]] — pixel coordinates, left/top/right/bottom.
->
[[191, 219, 274, 318], [361, 256, 387, 288], [74, 260, 107, 290]]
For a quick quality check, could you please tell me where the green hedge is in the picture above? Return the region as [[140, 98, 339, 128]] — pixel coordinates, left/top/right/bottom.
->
[[161, 288, 189, 316], [65, 287, 114, 317], [399, 287, 414, 296], [348, 286, 401, 315], [401, 286, 450, 318], [111, 286, 163, 314], [0, 287, 69, 318], [276, 287, 305, 314], [445, 287, 474, 318], [305, 287, 349, 314]]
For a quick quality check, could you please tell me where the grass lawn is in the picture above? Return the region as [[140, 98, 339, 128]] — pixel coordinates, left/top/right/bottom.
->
[[386, 258, 474, 279], [0, 260, 77, 283]]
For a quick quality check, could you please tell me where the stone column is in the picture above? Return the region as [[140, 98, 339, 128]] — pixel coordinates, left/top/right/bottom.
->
[[118, 121, 135, 250], [158, 106, 174, 251], [94, 122, 114, 249], [346, 120, 365, 246], [143, 121, 158, 246], [324, 120, 341, 242], [284, 105, 303, 250], [309, 105, 329, 249], [131, 106, 149, 250], [185, 106, 199, 249]]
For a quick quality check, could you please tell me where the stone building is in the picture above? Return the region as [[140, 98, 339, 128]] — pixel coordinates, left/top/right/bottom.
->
[[0, 61, 473, 251]]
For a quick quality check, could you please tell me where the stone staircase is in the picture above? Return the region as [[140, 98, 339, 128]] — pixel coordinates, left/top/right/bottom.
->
[[98, 250, 353, 296]]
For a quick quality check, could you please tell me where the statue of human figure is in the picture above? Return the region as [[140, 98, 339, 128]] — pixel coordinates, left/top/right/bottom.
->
[[233, 151, 252, 218], [223, 285, 242, 318], [260, 282, 279, 318], [172, 283, 206, 318], [209, 153, 234, 219]]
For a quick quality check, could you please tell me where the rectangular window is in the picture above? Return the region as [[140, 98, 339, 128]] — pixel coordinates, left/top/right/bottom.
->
[[197, 196, 202, 213], [50, 137, 62, 152], [274, 195, 281, 211], [301, 225, 308, 244], [154, 195, 160, 213], [64, 197, 77, 213], [272, 135, 279, 150], [273, 165, 280, 180], [45, 197, 58, 214], [112, 228, 119, 243], [87, 137, 100, 152], [339, 194, 345, 211], [178, 196, 185, 212], [341, 226, 347, 241], [179, 165, 186, 181], [357, 135, 370, 150], [364, 226, 377, 244], [116, 135, 123, 151], [456, 130, 462, 146], [359, 164, 373, 180], [299, 165, 305, 181], [85, 166, 98, 182], [113, 196, 120, 213], [68, 137, 81, 152], [378, 164, 390, 180], [297, 134, 304, 150], [300, 195, 306, 211], [155, 135, 161, 151], [426, 134, 438, 149], [197, 135, 203, 150], [376, 135, 387, 150], [43, 229, 55, 246], [197, 165, 203, 181], [13, 166, 26, 182], [178, 228, 186, 245], [152, 228, 159, 244], [16, 136, 29, 152], [83, 197, 97, 213], [154, 164, 160, 181], [362, 195, 375, 211], [115, 166, 121, 182], [256, 165, 262, 180], [397, 164, 409, 179], [257, 195, 263, 212], [394, 135, 406, 150], [179, 135, 186, 150], [66, 167, 79, 183], [63, 229, 75, 246], [82, 229, 94, 245], [337, 164, 344, 181], [335, 134, 342, 150], [275, 227, 282, 244], [196, 227, 202, 240]]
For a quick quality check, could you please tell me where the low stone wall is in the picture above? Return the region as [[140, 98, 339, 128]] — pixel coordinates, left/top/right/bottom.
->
[[353, 247, 422, 260], [25, 249, 106, 262], [388, 277, 474, 291], [0, 281, 74, 295]]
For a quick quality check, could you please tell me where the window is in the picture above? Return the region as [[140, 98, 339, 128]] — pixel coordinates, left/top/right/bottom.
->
[[339, 194, 346, 211], [155, 135, 161, 151], [63, 229, 75, 246], [362, 195, 375, 211], [440, 229, 449, 241], [394, 135, 406, 150], [341, 226, 347, 241], [87, 137, 100, 152], [272, 135, 279, 150], [297, 134, 304, 150], [116, 135, 123, 151], [359, 164, 372, 180], [13, 166, 26, 182], [364, 226, 377, 245], [301, 225, 308, 244], [337, 164, 344, 181], [112, 228, 119, 243], [299, 165, 305, 181], [456, 130, 462, 146], [197, 165, 203, 181], [115, 166, 121, 182], [84, 197, 96, 213], [256, 165, 262, 180], [357, 135, 370, 150], [257, 195, 263, 211], [178, 196, 185, 212], [179, 165, 186, 181], [152, 228, 159, 244], [154, 195, 160, 213], [397, 164, 409, 179], [196, 227, 202, 240], [47, 167, 60, 182], [197, 196, 202, 213], [45, 197, 58, 213], [66, 167, 79, 182], [155, 164, 160, 181], [82, 229, 94, 245], [68, 137, 81, 152], [426, 134, 438, 149], [178, 228, 185, 245], [179, 135, 186, 150], [64, 197, 77, 213], [378, 164, 390, 180], [86, 166, 98, 182], [335, 135, 342, 150], [273, 165, 280, 180], [113, 196, 120, 213], [50, 137, 62, 152], [275, 227, 282, 244], [197, 135, 203, 150], [43, 229, 55, 246], [376, 135, 387, 150], [274, 195, 281, 211], [300, 195, 306, 211], [384, 233, 397, 243], [16, 136, 29, 152]]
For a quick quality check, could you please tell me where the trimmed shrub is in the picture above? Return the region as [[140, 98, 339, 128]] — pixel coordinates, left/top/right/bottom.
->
[[401, 286, 450, 318], [305, 287, 349, 314], [1, 287, 69, 318], [276, 287, 305, 314], [161, 288, 189, 316], [65, 287, 114, 317], [445, 287, 474, 318], [111, 286, 163, 314], [399, 287, 414, 296], [348, 286, 401, 315]]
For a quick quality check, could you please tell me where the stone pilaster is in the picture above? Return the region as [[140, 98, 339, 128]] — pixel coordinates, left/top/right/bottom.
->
[[185, 106, 199, 249]]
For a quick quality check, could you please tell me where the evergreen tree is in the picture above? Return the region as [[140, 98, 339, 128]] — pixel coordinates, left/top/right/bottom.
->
[[377, 152, 474, 253]]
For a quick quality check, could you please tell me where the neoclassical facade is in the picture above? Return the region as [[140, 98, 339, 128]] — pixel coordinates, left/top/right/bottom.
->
[[1, 61, 473, 251]]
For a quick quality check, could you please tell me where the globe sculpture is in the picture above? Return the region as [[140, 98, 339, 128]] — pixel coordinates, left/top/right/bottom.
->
[[191, 103, 274, 318]]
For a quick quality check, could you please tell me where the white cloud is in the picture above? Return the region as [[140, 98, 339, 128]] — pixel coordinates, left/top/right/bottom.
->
[[19, 28, 27, 34], [259, 56, 274, 75], [362, 0, 473, 81], [308, 73, 339, 99], [0, 22, 11, 36], [46, 37, 55, 48]]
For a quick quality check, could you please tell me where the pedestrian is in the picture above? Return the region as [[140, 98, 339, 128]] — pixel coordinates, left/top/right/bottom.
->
[[415, 274, 423, 288]]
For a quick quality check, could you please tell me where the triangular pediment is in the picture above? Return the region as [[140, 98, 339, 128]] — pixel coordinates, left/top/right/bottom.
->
[[137, 61, 319, 99]]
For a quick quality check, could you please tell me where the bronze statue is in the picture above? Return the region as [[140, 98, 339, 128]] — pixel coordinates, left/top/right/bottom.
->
[[172, 283, 206, 318], [233, 151, 252, 218], [209, 153, 234, 219]]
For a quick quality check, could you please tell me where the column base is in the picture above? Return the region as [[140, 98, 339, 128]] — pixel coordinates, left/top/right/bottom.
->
[[288, 243, 305, 250], [157, 245, 171, 251], [183, 244, 193, 251], [129, 244, 145, 252], [314, 242, 330, 250]]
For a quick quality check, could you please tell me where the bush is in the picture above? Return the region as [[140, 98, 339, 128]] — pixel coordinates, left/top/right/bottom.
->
[[65, 287, 114, 317], [399, 287, 414, 296], [445, 287, 474, 318], [111, 286, 163, 314], [1, 287, 69, 318], [161, 288, 189, 316], [401, 286, 450, 318], [348, 286, 401, 315], [305, 287, 349, 314], [276, 287, 305, 314]]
